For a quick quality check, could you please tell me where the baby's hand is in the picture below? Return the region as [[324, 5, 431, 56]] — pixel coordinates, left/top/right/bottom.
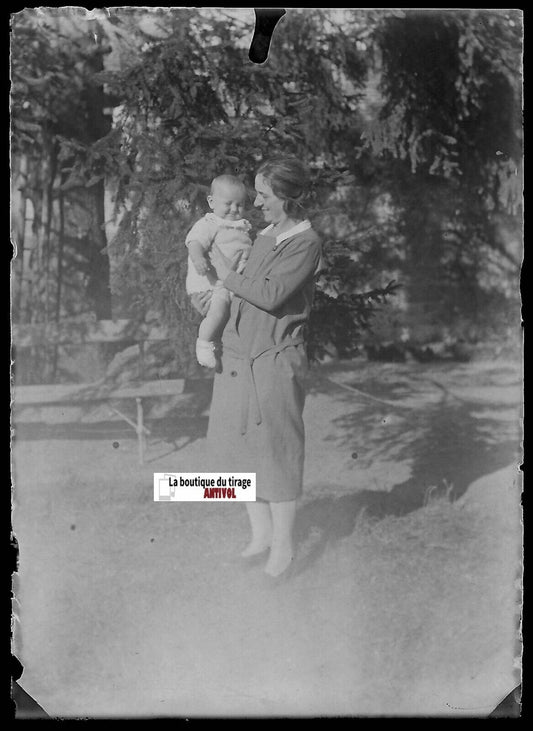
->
[[191, 256, 210, 276]]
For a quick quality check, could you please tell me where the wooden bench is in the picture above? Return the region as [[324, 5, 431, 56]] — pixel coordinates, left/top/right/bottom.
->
[[13, 319, 194, 464], [14, 379, 187, 464]]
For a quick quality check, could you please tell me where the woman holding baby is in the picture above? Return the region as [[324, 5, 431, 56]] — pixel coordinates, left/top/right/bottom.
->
[[191, 157, 322, 582]]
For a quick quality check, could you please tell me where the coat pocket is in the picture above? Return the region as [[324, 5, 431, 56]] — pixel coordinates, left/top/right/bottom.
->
[[275, 343, 308, 382]]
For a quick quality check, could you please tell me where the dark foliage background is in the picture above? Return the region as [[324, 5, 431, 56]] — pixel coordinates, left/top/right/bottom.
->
[[11, 8, 522, 383]]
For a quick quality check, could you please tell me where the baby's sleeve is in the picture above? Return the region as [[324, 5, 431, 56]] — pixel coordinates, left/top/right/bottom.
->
[[185, 217, 215, 253]]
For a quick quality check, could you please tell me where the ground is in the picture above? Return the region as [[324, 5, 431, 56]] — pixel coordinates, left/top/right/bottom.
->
[[12, 357, 522, 718]]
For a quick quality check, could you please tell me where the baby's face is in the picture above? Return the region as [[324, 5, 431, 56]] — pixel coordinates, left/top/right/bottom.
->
[[207, 184, 246, 221]]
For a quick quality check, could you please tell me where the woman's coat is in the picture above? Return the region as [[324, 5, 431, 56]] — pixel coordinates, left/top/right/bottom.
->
[[206, 222, 322, 501]]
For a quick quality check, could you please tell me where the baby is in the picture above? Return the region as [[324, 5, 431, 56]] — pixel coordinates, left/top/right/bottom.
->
[[185, 175, 252, 368]]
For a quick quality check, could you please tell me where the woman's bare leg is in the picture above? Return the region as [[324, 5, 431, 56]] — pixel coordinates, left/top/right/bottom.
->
[[265, 500, 296, 577], [240, 500, 273, 557]]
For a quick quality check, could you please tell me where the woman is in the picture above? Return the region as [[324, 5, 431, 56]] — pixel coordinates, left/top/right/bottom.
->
[[194, 157, 322, 580]]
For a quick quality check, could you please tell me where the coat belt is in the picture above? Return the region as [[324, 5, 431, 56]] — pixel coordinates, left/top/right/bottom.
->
[[240, 339, 304, 435]]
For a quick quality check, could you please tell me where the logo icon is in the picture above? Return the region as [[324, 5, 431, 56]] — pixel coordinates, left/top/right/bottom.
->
[[157, 474, 176, 501]]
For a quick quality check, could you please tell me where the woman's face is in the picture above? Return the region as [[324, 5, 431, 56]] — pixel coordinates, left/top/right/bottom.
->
[[254, 174, 286, 225]]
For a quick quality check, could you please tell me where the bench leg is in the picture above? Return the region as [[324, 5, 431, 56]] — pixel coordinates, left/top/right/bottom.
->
[[108, 406, 151, 436], [136, 397, 145, 465]]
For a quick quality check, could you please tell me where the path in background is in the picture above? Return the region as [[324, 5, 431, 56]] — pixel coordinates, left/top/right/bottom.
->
[[12, 359, 522, 717]]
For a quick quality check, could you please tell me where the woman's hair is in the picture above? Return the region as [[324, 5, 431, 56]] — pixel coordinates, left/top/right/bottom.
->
[[257, 157, 311, 219]]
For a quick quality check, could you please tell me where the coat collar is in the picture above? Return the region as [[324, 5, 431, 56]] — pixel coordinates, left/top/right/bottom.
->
[[259, 219, 311, 248]]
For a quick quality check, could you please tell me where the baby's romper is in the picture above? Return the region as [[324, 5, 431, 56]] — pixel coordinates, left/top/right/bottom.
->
[[185, 213, 252, 297]]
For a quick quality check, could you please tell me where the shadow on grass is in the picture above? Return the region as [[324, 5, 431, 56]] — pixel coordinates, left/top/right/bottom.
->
[[12, 381, 214, 453], [295, 393, 520, 575]]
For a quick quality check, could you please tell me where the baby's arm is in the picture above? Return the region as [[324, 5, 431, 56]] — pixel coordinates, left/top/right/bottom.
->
[[187, 239, 211, 276], [185, 218, 217, 276]]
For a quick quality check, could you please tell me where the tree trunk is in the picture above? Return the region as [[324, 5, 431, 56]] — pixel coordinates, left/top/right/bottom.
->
[[80, 38, 113, 319], [86, 179, 112, 319]]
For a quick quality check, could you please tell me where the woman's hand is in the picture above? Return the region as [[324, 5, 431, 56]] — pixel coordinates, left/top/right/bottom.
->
[[190, 291, 212, 316], [210, 244, 234, 281]]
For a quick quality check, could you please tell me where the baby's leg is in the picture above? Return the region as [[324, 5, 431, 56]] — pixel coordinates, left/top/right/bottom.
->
[[195, 287, 232, 368], [198, 288, 231, 342]]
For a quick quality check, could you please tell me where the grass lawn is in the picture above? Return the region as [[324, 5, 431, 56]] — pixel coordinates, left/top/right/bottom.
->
[[12, 357, 522, 717]]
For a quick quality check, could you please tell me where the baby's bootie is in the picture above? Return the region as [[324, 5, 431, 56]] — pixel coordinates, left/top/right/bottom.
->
[[196, 338, 217, 368]]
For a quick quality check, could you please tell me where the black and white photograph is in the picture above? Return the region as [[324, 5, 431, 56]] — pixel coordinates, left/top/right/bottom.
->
[[10, 7, 523, 719]]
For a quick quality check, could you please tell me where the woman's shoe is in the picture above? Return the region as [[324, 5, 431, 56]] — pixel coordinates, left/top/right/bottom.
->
[[233, 547, 270, 568], [261, 557, 297, 587]]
